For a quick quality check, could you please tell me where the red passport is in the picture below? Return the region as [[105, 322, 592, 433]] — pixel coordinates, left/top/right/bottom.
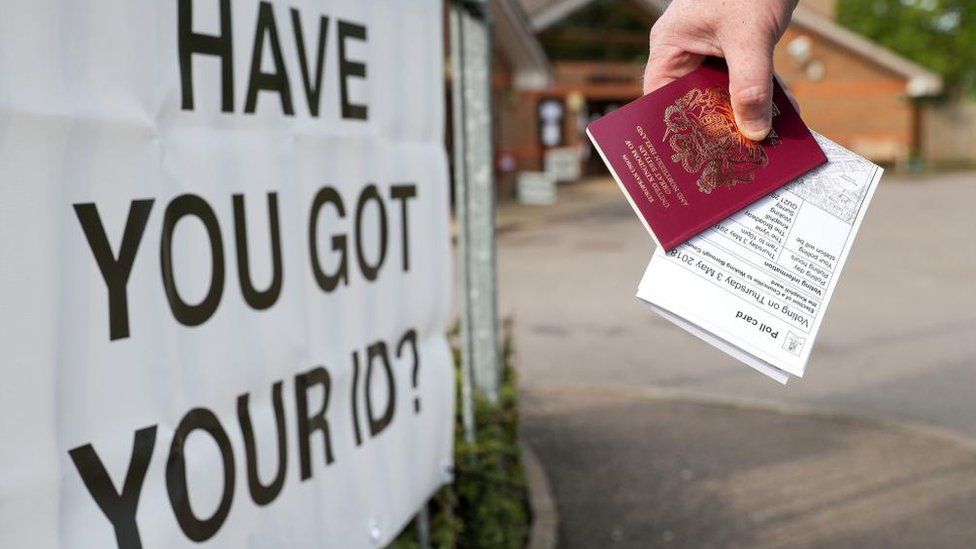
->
[[586, 63, 827, 251]]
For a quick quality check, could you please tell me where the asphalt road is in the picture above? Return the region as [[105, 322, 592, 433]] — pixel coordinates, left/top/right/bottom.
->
[[498, 173, 976, 547], [521, 386, 976, 549]]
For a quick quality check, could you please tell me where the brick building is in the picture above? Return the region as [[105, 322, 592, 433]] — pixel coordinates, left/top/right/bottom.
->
[[491, 0, 943, 195]]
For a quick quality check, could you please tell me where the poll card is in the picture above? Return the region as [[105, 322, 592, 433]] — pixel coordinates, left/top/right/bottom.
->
[[637, 133, 883, 383]]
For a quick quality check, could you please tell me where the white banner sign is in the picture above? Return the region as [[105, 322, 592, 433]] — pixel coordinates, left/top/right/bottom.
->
[[0, 1, 453, 547]]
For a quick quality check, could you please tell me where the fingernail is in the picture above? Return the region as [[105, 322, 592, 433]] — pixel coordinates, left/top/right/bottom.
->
[[737, 117, 771, 141]]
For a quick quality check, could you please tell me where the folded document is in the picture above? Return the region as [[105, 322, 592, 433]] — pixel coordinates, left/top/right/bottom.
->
[[637, 133, 882, 383]]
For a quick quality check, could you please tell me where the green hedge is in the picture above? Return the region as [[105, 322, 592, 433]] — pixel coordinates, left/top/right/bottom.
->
[[394, 326, 529, 548]]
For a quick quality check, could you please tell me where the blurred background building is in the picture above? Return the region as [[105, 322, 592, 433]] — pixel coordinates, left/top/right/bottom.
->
[[488, 0, 976, 198]]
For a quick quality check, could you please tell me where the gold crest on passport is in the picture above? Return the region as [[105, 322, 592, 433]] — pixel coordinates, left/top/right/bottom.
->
[[663, 86, 782, 195], [586, 61, 825, 251]]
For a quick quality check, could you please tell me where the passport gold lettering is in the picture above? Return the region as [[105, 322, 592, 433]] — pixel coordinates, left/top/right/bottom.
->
[[622, 140, 655, 205]]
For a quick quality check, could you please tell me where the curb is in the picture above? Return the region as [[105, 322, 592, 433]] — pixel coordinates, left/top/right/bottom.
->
[[521, 440, 558, 549]]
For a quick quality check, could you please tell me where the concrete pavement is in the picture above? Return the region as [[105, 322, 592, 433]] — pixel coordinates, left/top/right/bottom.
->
[[522, 385, 976, 548], [498, 173, 976, 547]]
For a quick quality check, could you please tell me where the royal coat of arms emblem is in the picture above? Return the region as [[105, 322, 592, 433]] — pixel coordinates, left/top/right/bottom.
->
[[663, 86, 780, 194]]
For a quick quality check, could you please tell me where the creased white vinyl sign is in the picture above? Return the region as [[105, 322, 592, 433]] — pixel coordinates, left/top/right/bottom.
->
[[0, 1, 453, 547]]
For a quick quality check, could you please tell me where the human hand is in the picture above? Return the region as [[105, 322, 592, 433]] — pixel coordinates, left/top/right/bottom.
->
[[642, 0, 797, 141]]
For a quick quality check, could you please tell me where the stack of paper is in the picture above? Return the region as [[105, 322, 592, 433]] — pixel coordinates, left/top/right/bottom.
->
[[637, 133, 881, 382]]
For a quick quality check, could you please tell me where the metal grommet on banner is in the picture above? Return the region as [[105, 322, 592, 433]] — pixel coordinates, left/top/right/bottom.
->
[[368, 519, 382, 545], [441, 459, 455, 483]]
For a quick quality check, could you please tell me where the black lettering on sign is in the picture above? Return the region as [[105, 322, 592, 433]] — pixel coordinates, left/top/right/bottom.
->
[[295, 366, 335, 480], [73, 200, 154, 341], [389, 184, 417, 272], [237, 382, 288, 506], [68, 426, 157, 549], [232, 193, 282, 310], [308, 186, 348, 292], [67, 327, 421, 544], [178, 0, 234, 112], [176, 4, 371, 118], [337, 21, 368, 120], [355, 184, 387, 281], [290, 9, 329, 117], [397, 329, 421, 413], [160, 194, 225, 327], [350, 350, 364, 447], [365, 341, 395, 437], [166, 408, 236, 542], [244, 1, 294, 115]]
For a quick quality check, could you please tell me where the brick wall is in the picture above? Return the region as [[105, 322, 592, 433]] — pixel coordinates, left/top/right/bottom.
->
[[775, 27, 914, 164], [495, 61, 644, 181], [921, 100, 976, 166], [541, 42, 917, 166], [493, 17, 918, 177]]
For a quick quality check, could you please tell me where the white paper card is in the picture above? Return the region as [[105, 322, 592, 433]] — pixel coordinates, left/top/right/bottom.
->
[[638, 133, 883, 381]]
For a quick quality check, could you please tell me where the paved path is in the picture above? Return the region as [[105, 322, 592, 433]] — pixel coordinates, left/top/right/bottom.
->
[[498, 174, 976, 547], [522, 386, 976, 549]]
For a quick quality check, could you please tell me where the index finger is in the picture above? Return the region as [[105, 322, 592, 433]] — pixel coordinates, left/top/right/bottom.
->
[[642, 44, 705, 95]]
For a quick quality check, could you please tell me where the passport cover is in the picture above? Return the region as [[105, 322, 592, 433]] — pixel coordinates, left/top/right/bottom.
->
[[586, 62, 827, 251]]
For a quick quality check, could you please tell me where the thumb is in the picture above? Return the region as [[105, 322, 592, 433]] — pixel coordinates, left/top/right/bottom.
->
[[725, 43, 775, 141]]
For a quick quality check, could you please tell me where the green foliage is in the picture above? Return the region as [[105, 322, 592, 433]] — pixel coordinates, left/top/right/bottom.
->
[[837, 0, 976, 94], [393, 326, 529, 548]]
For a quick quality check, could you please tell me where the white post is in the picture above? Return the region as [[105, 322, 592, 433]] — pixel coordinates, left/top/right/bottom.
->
[[411, 1, 499, 540], [452, 0, 500, 418]]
